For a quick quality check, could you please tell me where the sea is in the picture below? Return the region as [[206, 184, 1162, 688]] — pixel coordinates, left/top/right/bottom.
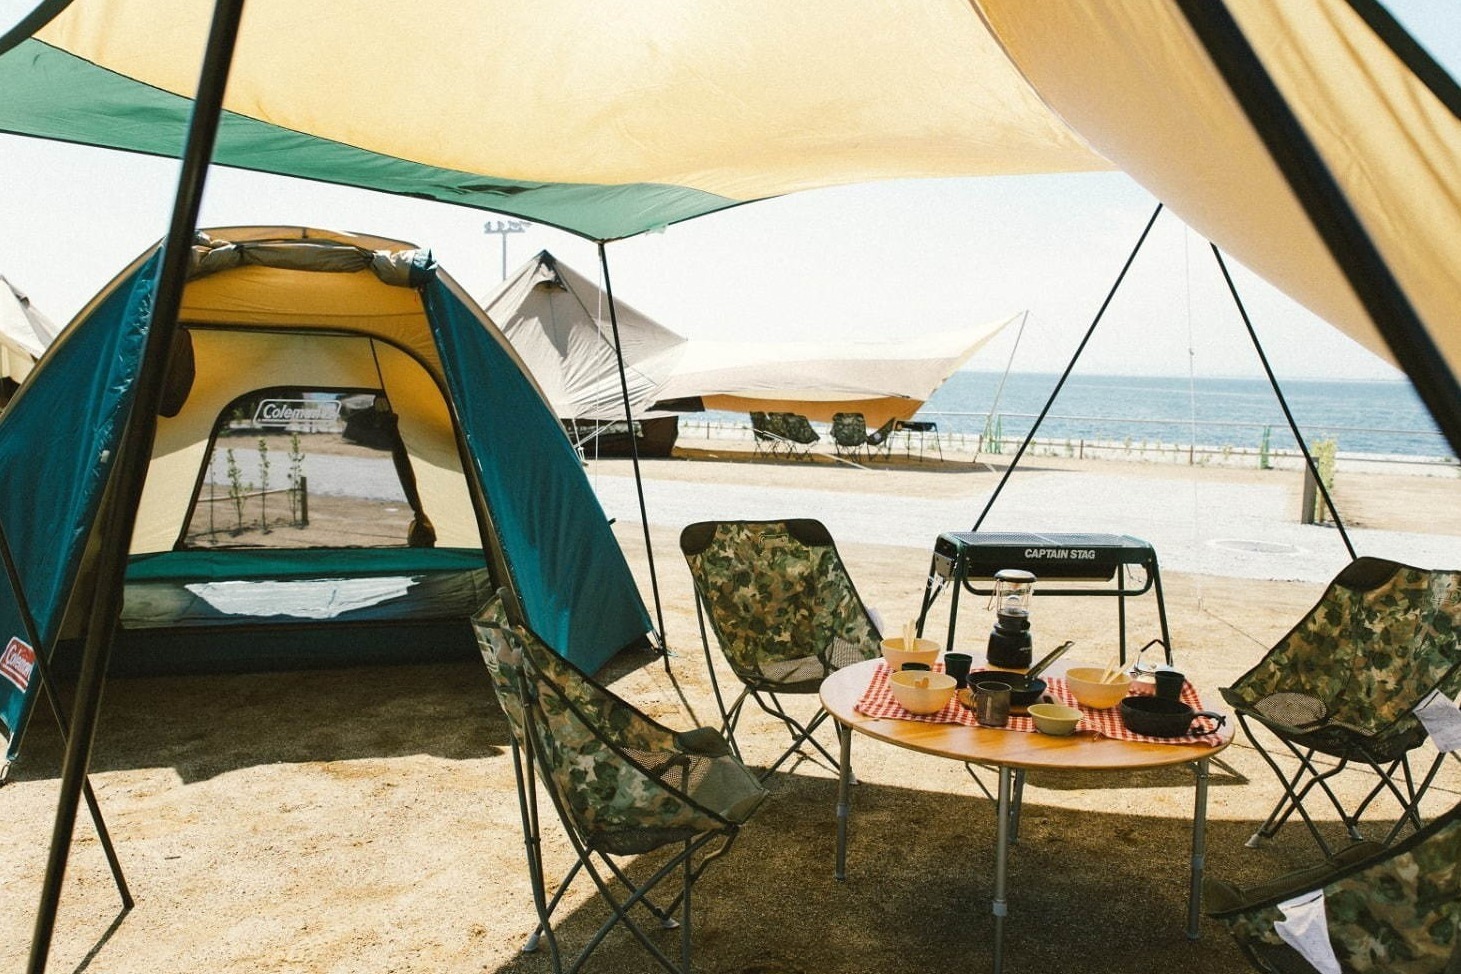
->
[[916, 372, 1452, 461]]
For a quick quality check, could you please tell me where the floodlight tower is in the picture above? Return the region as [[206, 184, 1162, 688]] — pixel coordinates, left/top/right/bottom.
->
[[484, 219, 530, 280]]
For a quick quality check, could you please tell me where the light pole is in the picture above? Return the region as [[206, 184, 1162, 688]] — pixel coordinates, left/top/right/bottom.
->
[[484, 219, 530, 280]]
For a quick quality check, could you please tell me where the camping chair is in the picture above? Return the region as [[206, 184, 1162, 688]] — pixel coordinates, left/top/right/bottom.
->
[[749, 410, 779, 458], [474, 598, 766, 974], [680, 519, 882, 779], [1221, 558, 1461, 857], [830, 412, 869, 460], [1204, 800, 1461, 974], [770, 412, 820, 459], [864, 417, 896, 461]]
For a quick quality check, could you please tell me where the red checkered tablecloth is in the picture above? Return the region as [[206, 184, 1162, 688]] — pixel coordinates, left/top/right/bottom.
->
[[853, 662, 1225, 746]]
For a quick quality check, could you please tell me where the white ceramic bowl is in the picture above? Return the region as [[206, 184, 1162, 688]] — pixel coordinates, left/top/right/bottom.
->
[[1063, 665, 1133, 710], [1027, 702, 1082, 736], [888, 670, 957, 715], [880, 636, 941, 672]]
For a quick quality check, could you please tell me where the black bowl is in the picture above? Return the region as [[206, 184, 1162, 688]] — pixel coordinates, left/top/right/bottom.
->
[[968, 670, 1046, 709], [1120, 696, 1226, 737]]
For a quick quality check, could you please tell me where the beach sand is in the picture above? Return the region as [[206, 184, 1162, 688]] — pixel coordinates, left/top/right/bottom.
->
[[3, 443, 1458, 974]]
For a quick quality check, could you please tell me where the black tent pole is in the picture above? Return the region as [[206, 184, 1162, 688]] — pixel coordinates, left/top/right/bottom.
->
[[27, 2, 245, 970], [597, 242, 671, 667], [971, 203, 1164, 531], [1177, 0, 1461, 458], [1211, 245, 1357, 560], [0, 521, 132, 908]]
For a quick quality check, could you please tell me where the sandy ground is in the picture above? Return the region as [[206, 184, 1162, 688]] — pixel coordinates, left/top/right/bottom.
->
[[3, 442, 1459, 974]]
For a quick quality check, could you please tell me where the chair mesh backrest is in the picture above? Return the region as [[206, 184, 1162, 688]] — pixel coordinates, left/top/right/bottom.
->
[[1228, 560, 1461, 737], [683, 520, 880, 687], [866, 417, 896, 446], [831, 412, 868, 447], [1218, 804, 1461, 974], [750, 411, 774, 441], [473, 601, 736, 856], [778, 413, 819, 445]]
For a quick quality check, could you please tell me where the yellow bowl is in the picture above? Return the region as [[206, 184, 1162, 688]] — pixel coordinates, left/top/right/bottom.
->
[[1027, 702, 1082, 736], [888, 670, 957, 715], [880, 636, 941, 672], [1064, 665, 1133, 710]]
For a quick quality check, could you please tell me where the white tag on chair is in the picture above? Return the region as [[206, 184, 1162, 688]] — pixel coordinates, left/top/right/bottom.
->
[[1275, 890, 1342, 974], [1416, 690, 1461, 753]]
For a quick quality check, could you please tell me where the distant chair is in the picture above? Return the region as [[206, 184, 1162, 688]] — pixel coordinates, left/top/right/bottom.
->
[[749, 411, 778, 458], [830, 412, 869, 460], [864, 417, 896, 461], [771, 412, 819, 459], [895, 418, 943, 461]]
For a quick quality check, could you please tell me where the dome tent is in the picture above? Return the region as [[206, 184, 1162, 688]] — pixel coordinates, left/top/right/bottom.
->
[[0, 226, 652, 767]]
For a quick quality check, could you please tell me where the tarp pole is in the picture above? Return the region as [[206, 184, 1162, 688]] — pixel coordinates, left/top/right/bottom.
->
[[1177, 0, 1461, 458], [27, 1, 245, 969], [0, 521, 132, 908], [596, 242, 670, 665], [1210, 245, 1357, 560], [971, 203, 1164, 531]]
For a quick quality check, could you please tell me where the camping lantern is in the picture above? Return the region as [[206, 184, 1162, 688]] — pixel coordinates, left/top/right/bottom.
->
[[986, 569, 1036, 669]]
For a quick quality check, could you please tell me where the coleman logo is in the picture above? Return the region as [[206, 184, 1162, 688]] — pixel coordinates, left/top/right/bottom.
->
[[252, 399, 341, 427], [1022, 548, 1097, 560], [0, 636, 35, 693]]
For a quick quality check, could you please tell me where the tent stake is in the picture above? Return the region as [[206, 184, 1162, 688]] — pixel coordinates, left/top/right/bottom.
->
[[971, 203, 1164, 531], [597, 242, 671, 665], [27, 1, 245, 970], [1210, 245, 1356, 560]]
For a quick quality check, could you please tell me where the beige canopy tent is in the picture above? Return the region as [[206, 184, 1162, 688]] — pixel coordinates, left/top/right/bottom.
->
[[0, 274, 57, 388], [484, 250, 1014, 427], [0, 0, 1455, 448], [482, 251, 685, 422], [4, 2, 1460, 966]]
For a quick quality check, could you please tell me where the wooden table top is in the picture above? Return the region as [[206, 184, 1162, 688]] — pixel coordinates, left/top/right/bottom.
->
[[820, 659, 1232, 772]]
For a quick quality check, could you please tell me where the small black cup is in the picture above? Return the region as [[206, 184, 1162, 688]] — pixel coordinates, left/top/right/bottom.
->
[[902, 662, 931, 672], [943, 653, 973, 689], [1154, 669, 1185, 702]]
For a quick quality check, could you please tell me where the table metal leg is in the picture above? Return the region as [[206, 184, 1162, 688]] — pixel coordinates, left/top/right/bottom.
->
[[1188, 757, 1210, 940], [835, 721, 853, 882], [1010, 769, 1026, 843], [992, 765, 1012, 974]]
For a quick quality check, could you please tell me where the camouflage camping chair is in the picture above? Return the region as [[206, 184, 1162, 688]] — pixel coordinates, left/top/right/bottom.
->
[[1204, 800, 1461, 974], [680, 519, 882, 779], [749, 410, 779, 458], [830, 412, 870, 460], [474, 597, 766, 974], [768, 412, 820, 460], [1221, 558, 1461, 856]]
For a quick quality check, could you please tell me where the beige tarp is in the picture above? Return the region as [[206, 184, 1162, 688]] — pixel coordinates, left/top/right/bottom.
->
[[7, 0, 1459, 414], [652, 319, 1018, 427]]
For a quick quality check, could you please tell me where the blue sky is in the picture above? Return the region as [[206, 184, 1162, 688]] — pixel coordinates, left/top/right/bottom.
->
[[0, 1, 1455, 382]]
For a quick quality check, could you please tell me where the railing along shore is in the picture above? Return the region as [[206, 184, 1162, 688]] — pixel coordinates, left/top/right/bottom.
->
[[679, 412, 1458, 473]]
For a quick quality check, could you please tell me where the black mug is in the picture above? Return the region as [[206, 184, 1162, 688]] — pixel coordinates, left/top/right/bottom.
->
[[944, 653, 974, 689]]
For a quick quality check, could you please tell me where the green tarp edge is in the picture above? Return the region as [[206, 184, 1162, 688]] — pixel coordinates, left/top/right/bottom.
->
[[0, 39, 740, 242]]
